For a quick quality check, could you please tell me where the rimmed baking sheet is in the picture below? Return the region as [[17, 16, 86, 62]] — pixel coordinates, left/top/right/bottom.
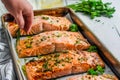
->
[[1, 7, 120, 80]]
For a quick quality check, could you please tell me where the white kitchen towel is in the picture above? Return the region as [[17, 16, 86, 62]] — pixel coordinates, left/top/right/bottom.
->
[[0, 27, 16, 80]]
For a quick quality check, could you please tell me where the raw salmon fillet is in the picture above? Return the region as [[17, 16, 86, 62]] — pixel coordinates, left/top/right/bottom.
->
[[25, 50, 105, 80], [16, 31, 90, 58], [68, 74, 118, 80], [7, 15, 72, 37]]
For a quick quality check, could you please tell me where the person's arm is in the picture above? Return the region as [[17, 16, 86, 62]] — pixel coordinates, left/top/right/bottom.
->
[[2, 0, 34, 32]]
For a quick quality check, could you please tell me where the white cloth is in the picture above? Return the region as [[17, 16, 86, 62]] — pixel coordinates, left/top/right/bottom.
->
[[0, 27, 16, 80], [0, 1, 16, 80]]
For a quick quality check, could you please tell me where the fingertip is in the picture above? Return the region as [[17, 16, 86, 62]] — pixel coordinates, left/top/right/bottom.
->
[[24, 25, 31, 33], [24, 13, 33, 33]]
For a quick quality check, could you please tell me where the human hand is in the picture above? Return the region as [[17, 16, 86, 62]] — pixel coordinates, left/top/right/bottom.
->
[[2, 0, 34, 32]]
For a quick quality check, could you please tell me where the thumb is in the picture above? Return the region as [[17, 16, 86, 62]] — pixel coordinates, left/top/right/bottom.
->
[[15, 12, 25, 29]]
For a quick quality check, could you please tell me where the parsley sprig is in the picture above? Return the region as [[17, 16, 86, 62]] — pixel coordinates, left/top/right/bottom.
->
[[67, 0, 115, 19], [87, 45, 98, 52], [87, 65, 105, 75], [69, 24, 78, 32]]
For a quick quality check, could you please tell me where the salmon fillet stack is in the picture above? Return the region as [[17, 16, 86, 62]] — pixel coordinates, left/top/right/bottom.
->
[[16, 31, 90, 58], [25, 50, 105, 80], [68, 74, 118, 80], [7, 15, 72, 37]]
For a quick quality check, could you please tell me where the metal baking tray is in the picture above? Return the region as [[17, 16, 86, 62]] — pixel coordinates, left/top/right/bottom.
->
[[1, 7, 120, 80]]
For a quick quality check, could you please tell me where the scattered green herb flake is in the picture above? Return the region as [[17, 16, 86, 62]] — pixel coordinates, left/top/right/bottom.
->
[[43, 62, 48, 69], [42, 16, 49, 20], [27, 36, 32, 38], [56, 20, 59, 22], [62, 64, 65, 66], [29, 58, 35, 62], [95, 19, 101, 22], [64, 57, 71, 63], [87, 45, 98, 52], [54, 62, 58, 66], [42, 61, 50, 72], [38, 55, 42, 58], [78, 57, 86, 62], [62, 50, 69, 53], [26, 43, 32, 48], [69, 24, 78, 32], [24, 58, 27, 63], [51, 79, 56, 80], [54, 53, 60, 57], [40, 36, 46, 41], [67, 0, 115, 19], [75, 40, 81, 44]]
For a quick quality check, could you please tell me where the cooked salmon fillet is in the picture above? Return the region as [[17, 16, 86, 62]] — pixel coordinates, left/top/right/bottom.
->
[[25, 50, 105, 80], [7, 15, 72, 37], [68, 74, 118, 80], [16, 31, 90, 58]]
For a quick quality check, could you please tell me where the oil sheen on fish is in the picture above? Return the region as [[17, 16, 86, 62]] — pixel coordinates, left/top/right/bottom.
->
[[16, 31, 90, 58], [7, 15, 72, 37], [25, 50, 105, 80]]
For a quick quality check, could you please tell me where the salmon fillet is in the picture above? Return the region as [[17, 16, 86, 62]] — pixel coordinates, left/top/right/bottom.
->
[[16, 31, 90, 58], [25, 50, 105, 80], [7, 15, 72, 37], [68, 74, 118, 80]]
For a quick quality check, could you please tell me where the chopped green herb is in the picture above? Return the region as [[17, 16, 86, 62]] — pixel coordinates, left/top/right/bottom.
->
[[42, 62, 50, 72], [22, 65, 26, 75], [62, 64, 65, 66], [95, 19, 101, 22], [26, 43, 32, 48], [40, 36, 46, 41], [87, 45, 98, 52], [67, 0, 115, 19], [55, 59, 61, 63], [29, 58, 35, 62], [61, 50, 69, 53], [69, 24, 78, 32], [38, 55, 42, 58], [27, 36, 32, 38], [42, 16, 49, 20], [54, 53, 60, 57], [24, 58, 27, 63], [88, 68, 98, 75], [54, 62, 58, 66], [75, 40, 81, 44], [87, 65, 104, 75], [78, 57, 86, 62], [96, 65, 104, 74], [64, 57, 71, 63], [56, 20, 59, 22]]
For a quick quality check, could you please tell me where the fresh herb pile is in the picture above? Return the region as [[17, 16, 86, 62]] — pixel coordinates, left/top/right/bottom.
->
[[67, 0, 115, 19]]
